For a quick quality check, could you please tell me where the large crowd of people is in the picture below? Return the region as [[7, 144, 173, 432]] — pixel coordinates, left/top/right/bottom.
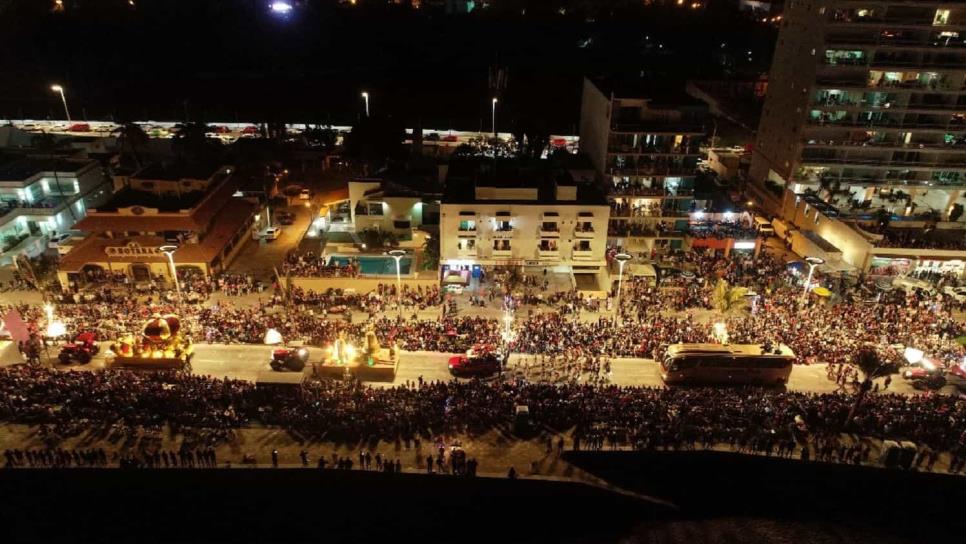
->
[[4, 245, 966, 471], [2, 366, 965, 468]]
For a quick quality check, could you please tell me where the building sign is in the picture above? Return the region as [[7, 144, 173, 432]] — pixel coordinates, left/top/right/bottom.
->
[[733, 240, 757, 250], [105, 242, 162, 258]]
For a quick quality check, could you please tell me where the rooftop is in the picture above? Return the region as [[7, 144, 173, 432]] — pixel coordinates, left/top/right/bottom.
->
[[443, 158, 607, 206], [0, 156, 94, 181], [133, 162, 225, 181], [587, 75, 707, 108], [60, 198, 257, 270], [93, 187, 208, 213]]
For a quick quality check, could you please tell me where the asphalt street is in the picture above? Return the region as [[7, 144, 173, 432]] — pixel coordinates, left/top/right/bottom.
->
[[3, 340, 942, 396]]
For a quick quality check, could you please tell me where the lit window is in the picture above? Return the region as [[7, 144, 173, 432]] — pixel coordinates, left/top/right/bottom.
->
[[934, 9, 950, 26]]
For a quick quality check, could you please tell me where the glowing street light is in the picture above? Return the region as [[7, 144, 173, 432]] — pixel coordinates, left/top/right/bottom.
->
[[491, 97, 498, 138], [614, 253, 632, 321], [361, 91, 370, 117], [50, 85, 71, 122], [801, 256, 825, 304], [159, 245, 181, 306], [387, 249, 406, 318]]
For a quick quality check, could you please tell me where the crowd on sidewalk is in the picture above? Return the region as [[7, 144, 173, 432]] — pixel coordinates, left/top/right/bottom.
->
[[2, 367, 966, 471]]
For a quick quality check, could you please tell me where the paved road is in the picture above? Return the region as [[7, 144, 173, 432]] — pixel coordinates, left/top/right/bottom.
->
[[9, 340, 945, 396]]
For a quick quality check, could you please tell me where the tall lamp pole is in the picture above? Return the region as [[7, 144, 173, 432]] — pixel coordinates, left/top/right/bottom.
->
[[614, 253, 632, 322], [388, 249, 406, 319], [361, 92, 370, 118], [159, 245, 181, 307], [50, 85, 71, 122], [491, 97, 498, 139], [801, 256, 825, 304]]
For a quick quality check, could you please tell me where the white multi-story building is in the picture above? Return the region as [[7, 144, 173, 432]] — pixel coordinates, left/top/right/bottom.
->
[[440, 159, 610, 287], [0, 155, 108, 264]]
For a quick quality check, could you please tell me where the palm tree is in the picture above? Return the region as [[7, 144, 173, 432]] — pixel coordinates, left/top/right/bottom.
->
[[112, 122, 149, 170], [420, 233, 439, 271], [711, 279, 750, 314], [171, 121, 214, 164], [31, 131, 77, 223]]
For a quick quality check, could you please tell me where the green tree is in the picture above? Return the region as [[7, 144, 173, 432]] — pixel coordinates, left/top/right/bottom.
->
[[172, 121, 219, 164], [112, 121, 149, 169], [342, 116, 406, 169], [421, 234, 439, 271], [303, 125, 338, 149], [711, 279, 749, 314]]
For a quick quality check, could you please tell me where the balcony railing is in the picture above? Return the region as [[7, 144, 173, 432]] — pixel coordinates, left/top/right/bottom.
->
[[492, 228, 515, 238], [539, 226, 560, 237], [804, 140, 966, 151], [806, 119, 966, 130], [801, 156, 966, 168], [574, 225, 595, 238], [538, 249, 560, 259], [457, 247, 478, 257], [492, 249, 512, 258], [572, 249, 594, 260]]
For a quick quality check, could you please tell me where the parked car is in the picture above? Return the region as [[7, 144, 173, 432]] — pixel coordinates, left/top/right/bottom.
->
[[276, 212, 295, 225], [67, 123, 91, 132], [263, 227, 282, 241], [892, 276, 936, 295], [443, 284, 464, 295], [943, 286, 966, 304]]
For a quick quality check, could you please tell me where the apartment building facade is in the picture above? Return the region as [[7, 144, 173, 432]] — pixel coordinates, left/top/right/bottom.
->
[[0, 155, 108, 264], [579, 76, 709, 254], [750, 0, 966, 274], [439, 159, 610, 285]]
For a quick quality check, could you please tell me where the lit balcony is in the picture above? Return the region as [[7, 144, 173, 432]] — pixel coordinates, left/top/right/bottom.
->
[[457, 227, 477, 237], [572, 249, 593, 260], [492, 227, 515, 239], [539, 224, 560, 237], [538, 249, 560, 259], [574, 224, 595, 238], [492, 249, 512, 258]]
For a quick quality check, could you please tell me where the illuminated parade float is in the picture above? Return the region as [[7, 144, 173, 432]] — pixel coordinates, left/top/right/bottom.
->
[[317, 327, 399, 381], [108, 313, 194, 370]]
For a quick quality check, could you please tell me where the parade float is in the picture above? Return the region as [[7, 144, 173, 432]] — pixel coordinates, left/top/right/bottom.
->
[[318, 326, 399, 381], [108, 313, 194, 370]]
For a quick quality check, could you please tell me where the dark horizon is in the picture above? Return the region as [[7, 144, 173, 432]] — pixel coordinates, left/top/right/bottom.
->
[[0, 0, 776, 131]]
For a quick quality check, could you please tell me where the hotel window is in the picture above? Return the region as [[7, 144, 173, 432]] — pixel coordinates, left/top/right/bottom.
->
[[575, 240, 591, 251], [493, 240, 511, 251], [934, 9, 950, 26], [459, 239, 476, 251], [458, 219, 476, 231], [539, 239, 558, 251]]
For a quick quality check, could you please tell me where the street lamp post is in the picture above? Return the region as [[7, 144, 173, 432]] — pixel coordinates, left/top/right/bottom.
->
[[361, 92, 370, 118], [159, 245, 181, 307], [388, 249, 406, 319], [491, 97, 498, 139], [801, 256, 825, 304], [614, 253, 632, 321], [50, 85, 71, 122]]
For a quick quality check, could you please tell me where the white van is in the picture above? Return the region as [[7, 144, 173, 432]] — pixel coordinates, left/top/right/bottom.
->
[[753, 215, 775, 236]]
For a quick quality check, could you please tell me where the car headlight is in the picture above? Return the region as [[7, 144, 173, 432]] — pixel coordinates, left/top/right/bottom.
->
[[904, 371, 912, 378]]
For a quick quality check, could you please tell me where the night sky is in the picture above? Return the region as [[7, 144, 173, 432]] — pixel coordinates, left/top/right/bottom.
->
[[0, 0, 776, 131]]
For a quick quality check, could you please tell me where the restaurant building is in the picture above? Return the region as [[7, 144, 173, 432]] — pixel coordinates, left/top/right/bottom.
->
[[57, 163, 258, 289]]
